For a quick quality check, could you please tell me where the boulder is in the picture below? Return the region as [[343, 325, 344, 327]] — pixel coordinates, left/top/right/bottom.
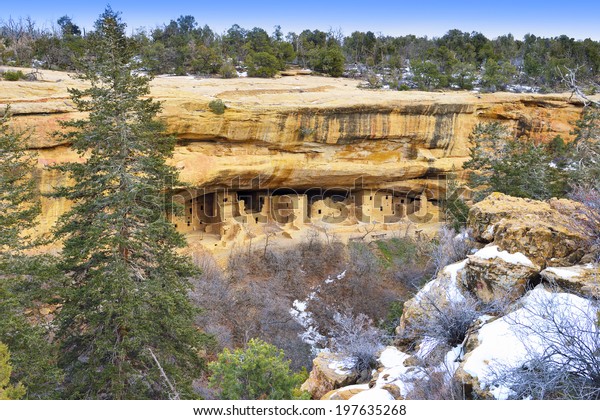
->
[[468, 193, 589, 267], [301, 353, 359, 400], [321, 384, 369, 400], [456, 286, 598, 399], [540, 264, 600, 298], [397, 259, 468, 338], [465, 245, 541, 303]]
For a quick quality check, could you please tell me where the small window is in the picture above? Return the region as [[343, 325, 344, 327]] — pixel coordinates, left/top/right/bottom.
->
[[187, 221, 191, 227], [189, 208, 192, 214], [369, 196, 372, 201], [255, 217, 259, 223], [385, 195, 389, 199], [224, 197, 228, 203], [318, 209, 322, 215], [380, 206, 383, 211], [200, 205, 204, 211]]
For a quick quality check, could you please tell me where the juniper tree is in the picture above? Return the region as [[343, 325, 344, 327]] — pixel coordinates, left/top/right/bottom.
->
[[51, 8, 204, 399]]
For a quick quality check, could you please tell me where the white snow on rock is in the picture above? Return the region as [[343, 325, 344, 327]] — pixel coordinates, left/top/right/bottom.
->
[[379, 346, 410, 368], [328, 357, 358, 375], [443, 345, 463, 381], [461, 286, 598, 399], [444, 259, 468, 303], [414, 337, 441, 360], [542, 266, 585, 279], [472, 245, 535, 268], [371, 344, 463, 398], [416, 259, 468, 305]]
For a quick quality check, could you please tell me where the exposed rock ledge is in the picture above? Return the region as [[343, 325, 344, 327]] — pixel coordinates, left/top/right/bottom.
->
[[0, 69, 586, 239]]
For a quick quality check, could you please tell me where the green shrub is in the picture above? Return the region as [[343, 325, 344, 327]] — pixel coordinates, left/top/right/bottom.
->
[[209, 338, 308, 400], [376, 237, 417, 266], [219, 60, 238, 79], [2, 70, 25, 81], [309, 47, 345, 77], [208, 99, 226, 115], [246, 52, 280, 78]]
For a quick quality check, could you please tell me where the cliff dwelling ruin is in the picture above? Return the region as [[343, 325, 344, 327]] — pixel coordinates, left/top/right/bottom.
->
[[170, 186, 440, 242]]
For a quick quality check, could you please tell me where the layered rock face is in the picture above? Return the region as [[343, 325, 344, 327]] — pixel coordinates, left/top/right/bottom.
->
[[0, 68, 585, 236]]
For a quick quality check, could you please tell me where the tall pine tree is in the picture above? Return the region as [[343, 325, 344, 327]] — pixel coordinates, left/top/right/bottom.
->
[[0, 107, 40, 254], [0, 107, 63, 399], [52, 8, 204, 399]]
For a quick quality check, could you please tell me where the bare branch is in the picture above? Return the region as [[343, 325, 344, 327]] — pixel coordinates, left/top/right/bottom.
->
[[558, 66, 600, 108], [148, 348, 180, 400]]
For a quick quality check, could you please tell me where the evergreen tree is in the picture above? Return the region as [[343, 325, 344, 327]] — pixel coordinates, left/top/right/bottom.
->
[[0, 343, 26, 400], [464, 122, 566, 201], [51, 8, 204, 399], [442, 170, 470, 232], [209, 339, 308, 400], [0, 107, 40, 254], [0, 107, 62, 399]]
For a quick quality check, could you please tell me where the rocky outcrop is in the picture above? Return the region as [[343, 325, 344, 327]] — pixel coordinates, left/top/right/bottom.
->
[[464, 245, 540, 303], [540, 264, 600, 298], [456, 286, 599, 399], [300, 353, 359, 400], [319, 194, 600, 400], [468, 193, 589, 267], [398, 260, 468, 338], [399, 244, 540, 338], [0, 69, 585, 238], [321, 384, 369, 400]]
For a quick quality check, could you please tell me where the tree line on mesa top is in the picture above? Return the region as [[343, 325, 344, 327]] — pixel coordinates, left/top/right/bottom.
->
[[1, 13, 600, 90]]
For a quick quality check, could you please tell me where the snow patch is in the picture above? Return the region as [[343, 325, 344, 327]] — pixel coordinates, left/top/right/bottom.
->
[[414, 259, 467, 305], [543, 266, 583, 279], [461, 286, 598, 399], [373, 343, 463, 398], [473, 245, 535, 267], [379, 346, 410, 369], [444, 259, 468, 303], [328, 357, 358, 375], [290, 271, 347, 354]]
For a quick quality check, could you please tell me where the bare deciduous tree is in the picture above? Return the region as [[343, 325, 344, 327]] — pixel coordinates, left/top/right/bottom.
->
[[328, 310, 385, 376], [490, 289, 600, 399], [430, 226, 472, 276]]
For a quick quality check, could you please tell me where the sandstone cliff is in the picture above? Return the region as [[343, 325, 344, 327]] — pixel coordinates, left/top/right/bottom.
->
[[0, 68, 586, 237]]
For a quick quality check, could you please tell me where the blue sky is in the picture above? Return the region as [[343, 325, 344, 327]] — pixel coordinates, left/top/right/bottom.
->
[[2, 0, 600, 40]]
